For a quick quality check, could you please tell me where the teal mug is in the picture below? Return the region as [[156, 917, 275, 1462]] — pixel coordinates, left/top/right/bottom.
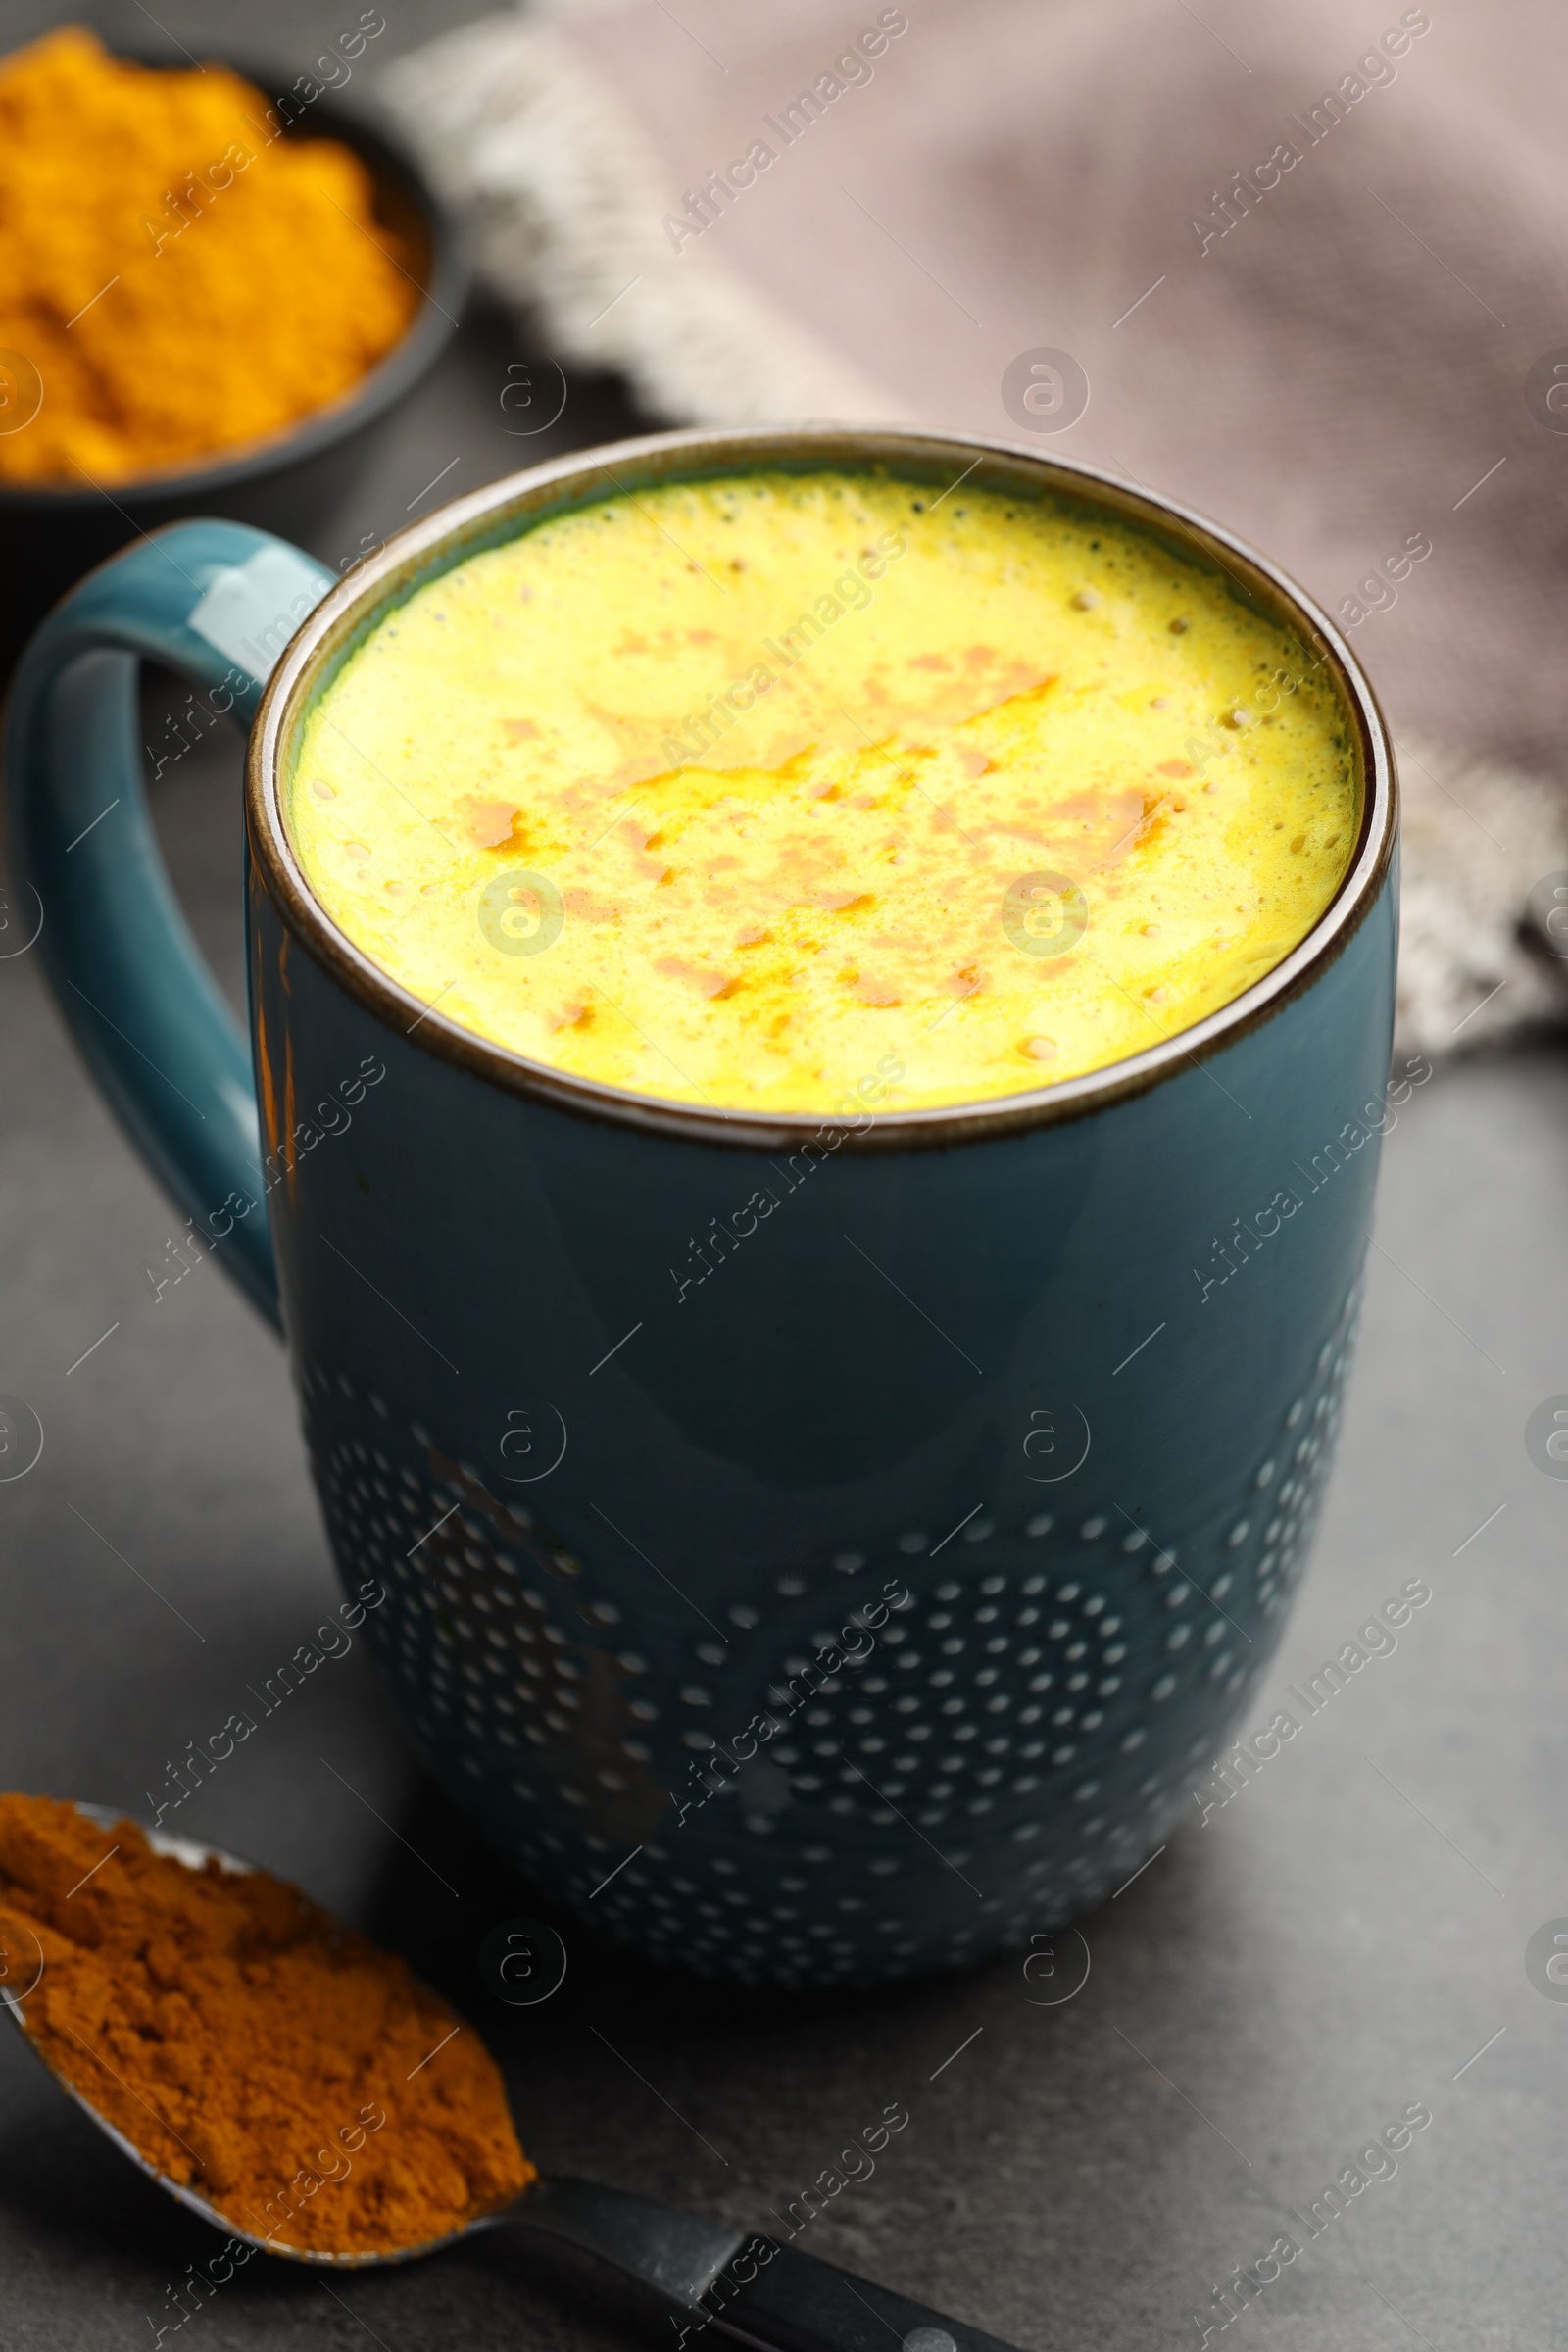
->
[[6, 428, 1397, 1984]]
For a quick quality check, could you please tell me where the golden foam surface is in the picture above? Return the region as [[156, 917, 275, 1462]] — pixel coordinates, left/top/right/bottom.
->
[[288, 472, 1357, 1113]]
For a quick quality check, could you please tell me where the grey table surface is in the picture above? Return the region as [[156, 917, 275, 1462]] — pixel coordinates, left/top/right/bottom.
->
[[0, 4, 1564, 2347]]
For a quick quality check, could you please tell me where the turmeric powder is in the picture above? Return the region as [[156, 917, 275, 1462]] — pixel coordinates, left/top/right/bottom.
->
[[0, 1792, 534, 2256], [0, 27, 418, 486]]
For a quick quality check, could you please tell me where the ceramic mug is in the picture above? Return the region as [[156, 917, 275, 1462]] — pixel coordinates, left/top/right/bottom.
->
[[6, 427, 1397, 1984]]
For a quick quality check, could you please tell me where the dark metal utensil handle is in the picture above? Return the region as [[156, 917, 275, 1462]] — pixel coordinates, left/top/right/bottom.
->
[[513, 2180, 1028, 2352], [696, 2236, 1030, 2352]]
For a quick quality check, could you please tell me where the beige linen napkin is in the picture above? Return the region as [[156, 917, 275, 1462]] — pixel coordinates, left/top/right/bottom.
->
[[382, 0, 1568, 1056]]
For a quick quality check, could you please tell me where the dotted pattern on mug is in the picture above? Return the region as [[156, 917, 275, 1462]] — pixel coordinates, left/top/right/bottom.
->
[[303, 1286, 1359, 1984]]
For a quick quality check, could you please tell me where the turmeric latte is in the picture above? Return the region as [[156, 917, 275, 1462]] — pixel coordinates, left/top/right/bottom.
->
[[290, 472, 1358, 1113]]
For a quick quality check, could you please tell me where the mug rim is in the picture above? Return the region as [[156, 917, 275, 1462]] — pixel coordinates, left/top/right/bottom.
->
[[247, 424, 1397, 1154]]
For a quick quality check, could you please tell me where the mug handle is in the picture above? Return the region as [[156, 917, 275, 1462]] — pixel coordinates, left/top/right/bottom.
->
[[4, 519, 338, 1327]]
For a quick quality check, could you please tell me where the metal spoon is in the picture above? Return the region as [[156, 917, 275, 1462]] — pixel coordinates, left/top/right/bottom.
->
[[1, 1809, 1028, 2352]]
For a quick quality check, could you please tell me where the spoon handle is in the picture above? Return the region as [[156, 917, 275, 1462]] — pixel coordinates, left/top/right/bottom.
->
[[694, 2237, 1029, 2352], [515, 2179, 1028, 2352]]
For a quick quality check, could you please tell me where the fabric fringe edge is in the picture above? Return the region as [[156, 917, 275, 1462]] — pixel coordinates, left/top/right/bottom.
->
[[379, 10, 899, 432], [1394, 733, 1568, 1057]]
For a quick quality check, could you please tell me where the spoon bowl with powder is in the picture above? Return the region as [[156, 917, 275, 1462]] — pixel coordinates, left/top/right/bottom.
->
[[0, 1794, 1026, 2352]]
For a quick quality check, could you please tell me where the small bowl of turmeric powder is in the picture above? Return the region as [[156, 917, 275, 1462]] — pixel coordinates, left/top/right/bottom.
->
[[0, 25, 466, 668]]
